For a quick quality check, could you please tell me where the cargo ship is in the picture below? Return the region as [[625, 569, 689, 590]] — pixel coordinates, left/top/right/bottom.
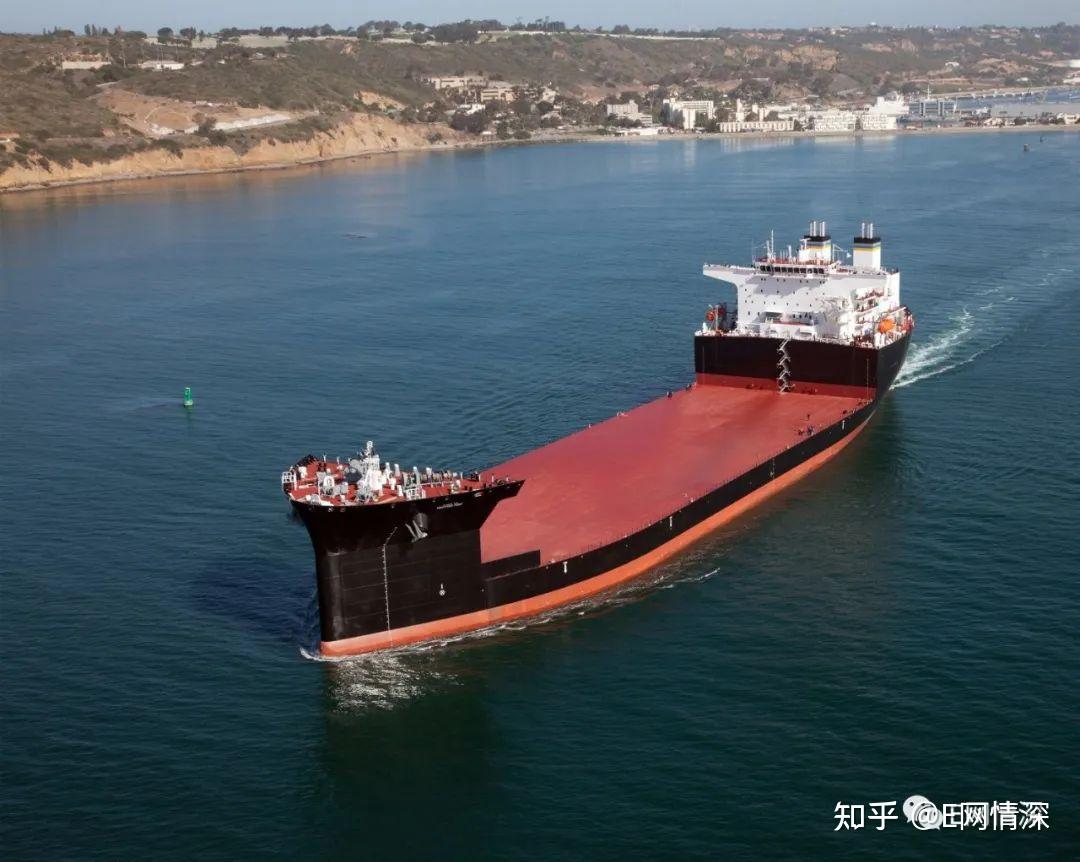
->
[[284, 222, 912, 657]]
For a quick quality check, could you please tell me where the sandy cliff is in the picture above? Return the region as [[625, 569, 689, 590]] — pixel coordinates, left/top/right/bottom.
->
[[0, 113, 463, 192]]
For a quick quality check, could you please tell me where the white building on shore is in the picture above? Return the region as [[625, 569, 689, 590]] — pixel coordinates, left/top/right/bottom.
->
[[715, 119, 795, 133], [613, 126, 662, 136], [479, 82, 515, 103], [424, 75, 488, 90], [662, 98, 715, 130], [865, 94, 909, 117], [808, 110, 857, 132], [857, 112, 898, 131], [138, 60, 185, 71], [606, 100, 650, 124]]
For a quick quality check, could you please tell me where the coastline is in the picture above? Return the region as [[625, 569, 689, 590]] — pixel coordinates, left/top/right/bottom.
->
[[0, 137, 488, 196], [1, 121, 1076, 197]]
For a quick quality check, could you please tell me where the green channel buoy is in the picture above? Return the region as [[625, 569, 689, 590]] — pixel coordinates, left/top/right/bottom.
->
[[183, 386, 194, 408]]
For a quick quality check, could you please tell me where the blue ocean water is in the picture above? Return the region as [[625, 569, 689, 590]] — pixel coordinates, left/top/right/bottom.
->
[[2, 131, 1078, 859]]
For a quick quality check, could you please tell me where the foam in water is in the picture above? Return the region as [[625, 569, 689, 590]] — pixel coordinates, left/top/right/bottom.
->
[[894, 260, 1073, 390], [894, 307, 976, 388]]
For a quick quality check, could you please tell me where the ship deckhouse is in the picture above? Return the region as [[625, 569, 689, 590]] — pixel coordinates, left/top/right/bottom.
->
[[702, 221, 904, 346]]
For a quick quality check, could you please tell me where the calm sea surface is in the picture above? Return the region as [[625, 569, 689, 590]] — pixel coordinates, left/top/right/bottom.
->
[[2, 132, 1079, 859]]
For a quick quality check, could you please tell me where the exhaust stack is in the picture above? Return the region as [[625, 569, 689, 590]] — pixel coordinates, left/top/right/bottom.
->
[[798, 220, 832, 263], [853, 222, 882, 269]]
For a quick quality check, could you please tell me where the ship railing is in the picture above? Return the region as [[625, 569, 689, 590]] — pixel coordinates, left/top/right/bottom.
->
[[397, 472, 515, 491], [752, 261, 834, 276], [734, 325, 861, 347], [703, 264, 756, 273], [291, 468, 518, 506]]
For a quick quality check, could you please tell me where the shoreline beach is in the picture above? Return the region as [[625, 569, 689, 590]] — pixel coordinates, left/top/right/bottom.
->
[[1, 121, 1076, 197]]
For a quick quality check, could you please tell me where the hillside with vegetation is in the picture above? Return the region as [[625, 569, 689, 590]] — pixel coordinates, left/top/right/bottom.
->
[[1, 22, 1076, 187]]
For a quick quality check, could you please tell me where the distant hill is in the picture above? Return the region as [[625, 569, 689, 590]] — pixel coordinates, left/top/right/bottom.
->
[[1, 24, 1076, 187]]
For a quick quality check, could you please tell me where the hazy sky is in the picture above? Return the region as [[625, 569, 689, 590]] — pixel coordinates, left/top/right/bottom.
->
[[4, 0, 1077, 35]]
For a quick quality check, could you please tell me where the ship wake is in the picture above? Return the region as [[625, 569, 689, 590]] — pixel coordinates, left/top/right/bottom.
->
[[893, 307, 982, 389], [894, 258, 1074, 390]]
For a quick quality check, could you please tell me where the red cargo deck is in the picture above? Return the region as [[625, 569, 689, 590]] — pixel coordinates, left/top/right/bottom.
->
[[481, 383, 866, 565]]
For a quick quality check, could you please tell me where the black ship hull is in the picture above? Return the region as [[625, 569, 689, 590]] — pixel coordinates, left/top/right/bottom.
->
[[296, 481, 524, 645], [694, 332, 909, 397], [295, 332, 909, 656]]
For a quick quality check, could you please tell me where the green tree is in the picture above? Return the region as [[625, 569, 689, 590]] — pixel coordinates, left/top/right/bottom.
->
[[431, 22, 479, 43], [449, 111, 488, 134]]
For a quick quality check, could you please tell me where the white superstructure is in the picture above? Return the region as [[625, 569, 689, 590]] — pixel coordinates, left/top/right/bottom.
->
[[701, 222, 906, 347]]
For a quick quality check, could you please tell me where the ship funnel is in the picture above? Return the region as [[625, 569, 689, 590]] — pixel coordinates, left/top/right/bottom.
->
[[853, 221, 882, 269], [799, 218, 833, 263]]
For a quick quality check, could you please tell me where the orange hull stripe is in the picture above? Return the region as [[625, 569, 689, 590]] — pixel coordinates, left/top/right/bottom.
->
[[320, 419, 869, 657]]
